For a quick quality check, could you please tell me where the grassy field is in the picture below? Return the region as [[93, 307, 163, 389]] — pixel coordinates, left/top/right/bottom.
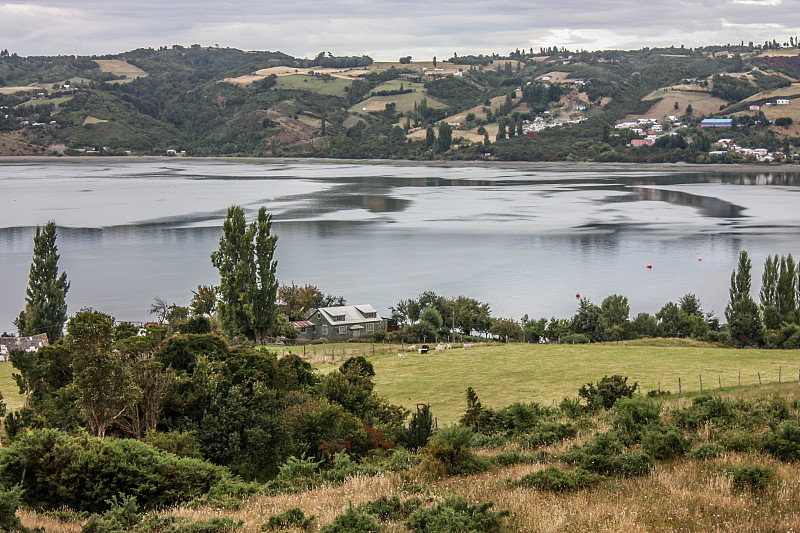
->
[[0, 362, 24, 410], [345, 340, 800, 424], [273, 74, 352, 97], [639, 87, 728, 121], [350, 90, 447, 114]]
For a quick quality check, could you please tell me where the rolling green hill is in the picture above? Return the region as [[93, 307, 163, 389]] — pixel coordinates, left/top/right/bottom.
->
[[2, 43, 800, 162]]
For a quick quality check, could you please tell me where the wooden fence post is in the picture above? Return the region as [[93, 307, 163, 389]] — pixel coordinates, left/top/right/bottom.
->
[[779, 366, 781, 383], [739, 370, 741, 387], [699, 374, 702, 391], [719, 375, 721, 389], [758, 372, 762, 385], [678, 377, 681, 394]]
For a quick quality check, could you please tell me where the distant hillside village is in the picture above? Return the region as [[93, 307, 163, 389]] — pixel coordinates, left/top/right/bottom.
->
[[2, 41, 800, 162]]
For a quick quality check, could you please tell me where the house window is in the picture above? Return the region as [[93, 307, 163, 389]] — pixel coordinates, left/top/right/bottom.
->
[[333, 315, 345, 322], [338, 326, 347, 335], [322, 325, 328, 335], [364, 312, 376, 318], [366, 323, 375, 332]]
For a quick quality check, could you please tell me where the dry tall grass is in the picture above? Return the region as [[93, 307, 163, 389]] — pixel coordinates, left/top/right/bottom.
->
[[27, 455, 800, 532]]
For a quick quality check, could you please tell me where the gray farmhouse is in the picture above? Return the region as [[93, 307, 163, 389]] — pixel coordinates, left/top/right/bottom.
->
[[293, 305, 386, 341]]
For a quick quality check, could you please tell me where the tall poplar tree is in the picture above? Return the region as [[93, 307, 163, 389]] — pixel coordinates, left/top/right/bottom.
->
[[725, 250, 763, 346], [251, 207, 280, 344], [211, 206, 280, 342], [16, 221, 69, 342]]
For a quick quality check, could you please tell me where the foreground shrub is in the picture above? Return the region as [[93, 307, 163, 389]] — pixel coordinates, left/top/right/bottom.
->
[[263, 508, 315, 531], [513, 466, 604, 492], [689, 442, 725, 461], [423, 426, 490, 476], [405, 496, 509, 533], [355, 494, 423, 522], [321, 506, 381, 533], [578, 375, 637, 410], [517, 422, 577, 449], [559, 432, 654, 477], [0, 429, 232, 513], [763, 421, 800, 461], [0, 485, 26, 533], [612, 396, 661, 443], [726, 464, 776, 492], [673, 395, 736, 429], [641, 426, 691, 460]]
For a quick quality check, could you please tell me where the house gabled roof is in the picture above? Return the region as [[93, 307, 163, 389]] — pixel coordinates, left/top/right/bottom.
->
[[0, 333, 48, 355], [307, 304, 383, 325]]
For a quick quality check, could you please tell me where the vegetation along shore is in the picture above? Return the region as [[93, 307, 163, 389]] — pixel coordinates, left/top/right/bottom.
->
[[2, 200, 800, 531]]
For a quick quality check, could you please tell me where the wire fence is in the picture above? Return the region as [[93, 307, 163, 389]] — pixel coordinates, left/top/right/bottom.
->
[[647, 366, 798, 395]]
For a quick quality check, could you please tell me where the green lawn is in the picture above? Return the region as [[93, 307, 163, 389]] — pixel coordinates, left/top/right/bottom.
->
[[359, 340, 800, 424], [274, 75, 352, 97], [0, 362, 24, 411]]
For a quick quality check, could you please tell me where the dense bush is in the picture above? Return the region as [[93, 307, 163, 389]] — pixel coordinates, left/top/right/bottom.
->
[[641, 426, 691, 460], [355, 494, 423, 522], [689, 443, 725, 461], [0, 485, 26, 533], [405, 496, 509, 533], [0, 429, 231, 513], [516, 422, 577, 449], [763, 421, 800, 461], [513, 465, 604, 492], [263, 507, 315, 531], [612, 396, 661, 442], [423, 425, 490, 476], [579, 375, 638, 410], [726, 464, 775, 492], [559, 432, 654, 477], [321, 506, 381, 533]]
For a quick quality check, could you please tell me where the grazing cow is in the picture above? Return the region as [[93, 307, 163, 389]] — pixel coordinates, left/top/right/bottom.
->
[[446, 344, 452, 349], [435, 345, 445, 353], [398, 353, 407, 358], [463, 343, 473, 349], [408, 345, 416, 352]]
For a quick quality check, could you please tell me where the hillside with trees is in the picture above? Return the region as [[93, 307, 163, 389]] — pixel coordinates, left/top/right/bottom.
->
[[2, 41, 800, 161]]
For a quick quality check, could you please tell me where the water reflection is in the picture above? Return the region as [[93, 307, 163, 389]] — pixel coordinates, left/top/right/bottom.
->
[[605, 187, 746, 219], [3, 162, 800, 333]]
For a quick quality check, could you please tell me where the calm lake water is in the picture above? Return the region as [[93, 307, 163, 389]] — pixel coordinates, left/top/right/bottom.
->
[[2, 159, 800, 334]]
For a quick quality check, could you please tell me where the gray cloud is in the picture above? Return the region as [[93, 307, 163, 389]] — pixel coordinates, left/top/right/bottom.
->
[[0, 0, 798, 58]]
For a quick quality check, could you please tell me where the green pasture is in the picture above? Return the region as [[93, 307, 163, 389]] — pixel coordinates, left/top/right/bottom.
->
[[349, 90, 447, 115], [274, 74, 352, 97], [370, 79, 426, 93], [0, 363, 24, 411], [359, 340, 800, 424]]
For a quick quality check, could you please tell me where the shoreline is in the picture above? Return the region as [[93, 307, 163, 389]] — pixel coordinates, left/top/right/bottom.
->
[[0, 155, 798, 173]]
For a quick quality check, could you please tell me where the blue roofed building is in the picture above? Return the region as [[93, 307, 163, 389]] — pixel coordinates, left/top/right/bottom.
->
[[699, 118, 733, 128]]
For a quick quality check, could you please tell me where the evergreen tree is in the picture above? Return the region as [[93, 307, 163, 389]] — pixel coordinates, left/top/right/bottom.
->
[[425, 126, 435, 148], [725, 250, 763, 346], [211, 206, 254, 339], [211, 206, 281, 342], [16, 221, 69, 342], [251, 207, 280, 344], [777, 254, 797, 322], [436, 122, 453, 153]]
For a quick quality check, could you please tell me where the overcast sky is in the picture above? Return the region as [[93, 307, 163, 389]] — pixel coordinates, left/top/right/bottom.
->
[[1, 1, 799, 60]]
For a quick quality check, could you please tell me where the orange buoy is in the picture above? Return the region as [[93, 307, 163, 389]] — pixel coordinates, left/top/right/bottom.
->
[[698, 257, 702, 262], [575, 292, 580, 299], [646, 264, 652, 269]]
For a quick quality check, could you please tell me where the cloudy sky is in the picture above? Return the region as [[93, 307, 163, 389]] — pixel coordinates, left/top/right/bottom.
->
[[1, 1, 799, 59]]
